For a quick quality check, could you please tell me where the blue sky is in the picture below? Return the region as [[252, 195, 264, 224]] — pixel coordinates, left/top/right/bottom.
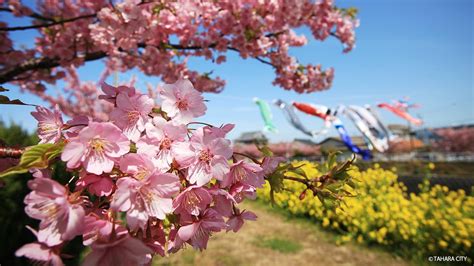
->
[[1, 0, 472, 142]]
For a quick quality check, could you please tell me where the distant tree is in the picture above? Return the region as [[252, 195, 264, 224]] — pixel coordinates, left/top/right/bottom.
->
[[434, 127, 474, 152], [0, 120, 38, 147]]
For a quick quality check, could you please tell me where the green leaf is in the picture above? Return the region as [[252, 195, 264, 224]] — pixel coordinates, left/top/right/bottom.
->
[[326, 182, 343, 192], [290, 167, 308, 179], [152, 4, 163, 15], [0, 86, 9, 92], [297, 64, 305, 73], [347, 179, 357, 188], [268, 172, 284, 194], [129, 142, 137, 153], [0, 143, 64, 178], [327, 152, 338, 169], [316, 193, 325, 204], [345, 7, 358, 19], [334, 154, 355, 175], [333, 171, 350, 181], [244, 28, 256, 41], [320, 153, 339, 174], [258, 145, 274, 157]]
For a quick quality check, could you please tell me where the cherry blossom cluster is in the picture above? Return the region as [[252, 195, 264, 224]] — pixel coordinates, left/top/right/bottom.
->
[[0, 0, 358, 111], [433, 127, 474, 153], [16, 79, 283, 265]]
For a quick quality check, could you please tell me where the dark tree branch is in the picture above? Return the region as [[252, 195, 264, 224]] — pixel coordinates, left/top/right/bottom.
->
[[161, 43, 276, 67], [0, 13, 96, 31], [0, 51, 106, 84], [0, 4, 341, 85], [0, 34, 283, 84], [254, 56, 274, 67], [0, 147, 24, 158]]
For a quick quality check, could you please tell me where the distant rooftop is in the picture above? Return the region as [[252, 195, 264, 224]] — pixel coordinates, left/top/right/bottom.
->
[[234, 131, 268, 144], [293, 138, 317, 145]]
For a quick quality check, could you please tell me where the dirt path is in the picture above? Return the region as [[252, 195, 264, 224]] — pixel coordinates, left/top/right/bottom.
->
[[154, 201, 408, 266]]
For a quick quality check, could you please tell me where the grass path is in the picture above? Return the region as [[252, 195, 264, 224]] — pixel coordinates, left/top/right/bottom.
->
[[154, 201, 408, 266]]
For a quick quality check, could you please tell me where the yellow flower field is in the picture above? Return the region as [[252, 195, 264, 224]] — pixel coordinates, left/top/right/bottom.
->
[[257, 161, 474, 261]]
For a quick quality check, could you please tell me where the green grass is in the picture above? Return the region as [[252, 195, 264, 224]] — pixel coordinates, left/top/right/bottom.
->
[[250, 199, 338, 242], [254, 236, 302, 254], [249, 200, 420, 264]]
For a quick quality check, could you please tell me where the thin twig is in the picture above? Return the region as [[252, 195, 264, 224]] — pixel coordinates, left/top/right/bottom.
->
[[0, 13, 96, 31], [0, 147, 24, 158], [186, 121, 215, 127], [232, 152, 261, 164], [0, 50, 106, 84]]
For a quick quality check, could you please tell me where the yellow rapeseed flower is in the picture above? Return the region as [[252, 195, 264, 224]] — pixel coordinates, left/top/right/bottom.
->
[[256, 160, 474, 260], [428, 163, 435, 170]]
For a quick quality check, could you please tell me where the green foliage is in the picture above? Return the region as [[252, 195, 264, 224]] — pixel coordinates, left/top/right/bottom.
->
[[267, 152, 357, 209], [0, 121, 38, 147], [257, 144, 274, 157], [335, 7, 359, 19], [0, 143, 64, 178], [266, 164, 289, 204]]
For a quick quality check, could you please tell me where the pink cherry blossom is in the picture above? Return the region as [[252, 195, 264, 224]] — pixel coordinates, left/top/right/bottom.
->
[[136, 117, 187, 172], [10, 77, 311, 259], [24, 178, 85, 246], [76, 172, 114, 197], [30, 168, 52, 179], [110, 173, 180, 230], [227, 209, 257, 233], [177, 208, 226, 251], [229, 183, 257, 203], [83, 214, 128, 246], [222, 160, 263, 188], [65, 115, 90, 127], [61, 122, 130, 175], [16, 242, 64, 266], [202, 124, 235, 139], [31, 105, 63, 144], [260, 156, 286, 176], [119, 153, 156, 181], [209, 187, 236, 218], [144, 223, 167, 257], [99, 82, 135, 103], [145, 117, 187, 141], [110, 92, 154, 142], [1, 1, 358, 125], [173, 127, 232, 186], [167, 226, 186, 254], [173, 185, 212, 216], [83, 234, 153, 266], [15, 226, 64, 266], [158, 79, 206, 123], [64, 115, 90, 139]]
